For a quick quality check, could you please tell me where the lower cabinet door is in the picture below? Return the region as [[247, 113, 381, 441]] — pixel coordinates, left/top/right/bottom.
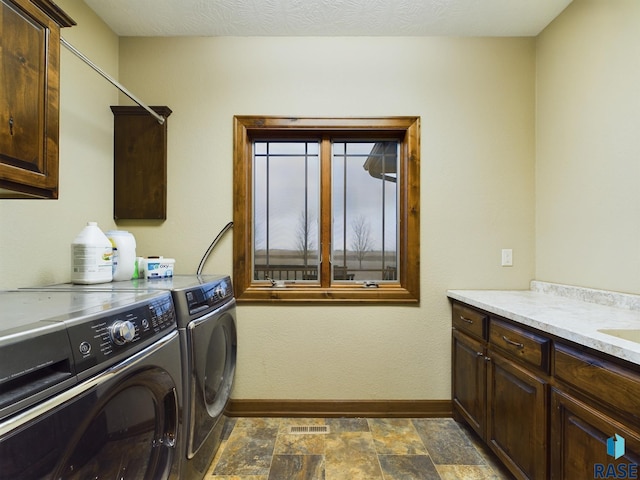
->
[[487, 350, 548, 480], [550, 387, 640, 480], [452, 329, 486, 438]]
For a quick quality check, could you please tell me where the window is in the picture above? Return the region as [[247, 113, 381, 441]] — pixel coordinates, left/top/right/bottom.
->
[[233, 116, 420, 303]]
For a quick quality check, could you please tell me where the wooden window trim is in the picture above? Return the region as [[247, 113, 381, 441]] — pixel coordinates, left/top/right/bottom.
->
[[233, 116, 420, 304]]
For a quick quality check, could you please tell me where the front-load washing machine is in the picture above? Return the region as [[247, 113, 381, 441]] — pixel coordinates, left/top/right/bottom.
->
[[0, 289, 182, 479], [24, 274, 237, 480]]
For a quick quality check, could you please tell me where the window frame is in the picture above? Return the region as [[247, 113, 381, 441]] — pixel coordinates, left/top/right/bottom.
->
[[233, 116, 420, 304]]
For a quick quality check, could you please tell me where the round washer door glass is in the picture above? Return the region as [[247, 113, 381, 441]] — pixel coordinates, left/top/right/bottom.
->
[[55, 368, 178, 480]]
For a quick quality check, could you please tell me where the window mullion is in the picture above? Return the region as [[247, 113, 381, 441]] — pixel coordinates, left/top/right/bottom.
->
[[341, 144, 347, 271], [319, 137, 332, 287], [265, 142, 270, 267]]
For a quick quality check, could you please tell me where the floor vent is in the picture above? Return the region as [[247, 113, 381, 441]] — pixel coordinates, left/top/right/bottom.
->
[[288, 425, 330, 435]]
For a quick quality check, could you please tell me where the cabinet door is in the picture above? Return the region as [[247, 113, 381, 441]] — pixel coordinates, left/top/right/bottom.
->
[[111, 106, 171, 220], [550, 387, 640, 480], [0, 0, 64, 198], [487, 349, 548, 480], [452, 329, 486, 438]]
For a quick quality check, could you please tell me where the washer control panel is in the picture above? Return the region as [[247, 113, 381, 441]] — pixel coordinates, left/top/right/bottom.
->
[[66, 293, 176, 375]]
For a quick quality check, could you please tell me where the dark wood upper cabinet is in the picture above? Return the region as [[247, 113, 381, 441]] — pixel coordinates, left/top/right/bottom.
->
[[0, 0, 75, 198], [111, 106, 172, 220]]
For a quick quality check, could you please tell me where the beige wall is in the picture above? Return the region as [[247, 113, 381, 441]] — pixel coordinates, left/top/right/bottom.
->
[[0, 3, 536, 400], [0, 0, 119, 289], [536, 0, 640, 294], [117, 36, 536, 399], [2, 0, 637, 405]]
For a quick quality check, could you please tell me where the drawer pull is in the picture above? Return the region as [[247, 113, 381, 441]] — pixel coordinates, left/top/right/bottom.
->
[[460, 315, 474, 324], [502, 335, 524, 349]]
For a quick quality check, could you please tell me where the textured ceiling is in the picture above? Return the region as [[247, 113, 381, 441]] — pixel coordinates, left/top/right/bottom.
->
[[83, 0, 573, 37]]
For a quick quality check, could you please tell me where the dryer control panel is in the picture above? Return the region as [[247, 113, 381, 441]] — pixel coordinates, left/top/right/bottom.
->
[[66, 293, 176, 377], [181, 277, 234, 317]]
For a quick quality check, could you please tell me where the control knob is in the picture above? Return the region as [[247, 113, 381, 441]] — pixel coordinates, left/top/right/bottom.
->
[[110, 320, 136, 345], [215, 283, 227, 300]]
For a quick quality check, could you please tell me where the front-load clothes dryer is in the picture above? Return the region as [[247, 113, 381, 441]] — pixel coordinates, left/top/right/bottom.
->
[[23, 274, 237, 480], [0, 289, 182, 480], [171, 276, 236, 480]]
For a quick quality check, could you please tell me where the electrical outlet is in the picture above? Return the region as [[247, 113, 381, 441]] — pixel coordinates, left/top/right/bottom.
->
[[501, 249, 513, 267]]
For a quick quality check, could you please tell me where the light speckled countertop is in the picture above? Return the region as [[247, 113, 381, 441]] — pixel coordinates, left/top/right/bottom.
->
[[447, 281, 640, 366]]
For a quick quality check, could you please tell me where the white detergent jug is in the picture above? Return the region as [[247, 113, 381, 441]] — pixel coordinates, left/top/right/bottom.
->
[[106, 230, 137, 281], [71, 222, 113, 284]]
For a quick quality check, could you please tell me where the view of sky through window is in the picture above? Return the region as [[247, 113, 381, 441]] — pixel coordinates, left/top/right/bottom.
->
[[253, 140, 399, 282]]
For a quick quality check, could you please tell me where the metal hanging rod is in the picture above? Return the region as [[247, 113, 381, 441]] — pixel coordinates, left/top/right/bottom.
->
[[60, 37, 165, 125]]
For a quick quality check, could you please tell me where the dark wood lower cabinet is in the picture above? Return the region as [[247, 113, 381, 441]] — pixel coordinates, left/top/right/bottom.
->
[[452, 300, 549, 480], [550, 387, 640, 479], [451, 299, 640, 480], [487, 350, 547, 480]]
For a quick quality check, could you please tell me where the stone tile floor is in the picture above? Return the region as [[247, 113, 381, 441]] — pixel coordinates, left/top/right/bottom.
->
[[206, 417, 515, 479]]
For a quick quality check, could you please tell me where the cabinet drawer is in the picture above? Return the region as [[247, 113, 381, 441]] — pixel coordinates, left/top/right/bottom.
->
[[490, 319, 550, 372], [554, 343, 640, 423], [452, 303, 487, 340]]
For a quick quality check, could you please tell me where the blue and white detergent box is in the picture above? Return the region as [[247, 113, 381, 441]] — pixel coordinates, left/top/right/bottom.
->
[[144, 257, 175, 279]]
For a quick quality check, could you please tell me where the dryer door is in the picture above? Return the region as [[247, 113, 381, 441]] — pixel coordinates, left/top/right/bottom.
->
[[186, 300, 237, 458]]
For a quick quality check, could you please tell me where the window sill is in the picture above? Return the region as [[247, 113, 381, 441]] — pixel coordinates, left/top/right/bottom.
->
[[236, 284, 419, 304]]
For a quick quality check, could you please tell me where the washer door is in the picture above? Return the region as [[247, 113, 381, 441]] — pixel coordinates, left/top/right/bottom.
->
[[187, 302, 237, 458], [55, 368, 179, 480]]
